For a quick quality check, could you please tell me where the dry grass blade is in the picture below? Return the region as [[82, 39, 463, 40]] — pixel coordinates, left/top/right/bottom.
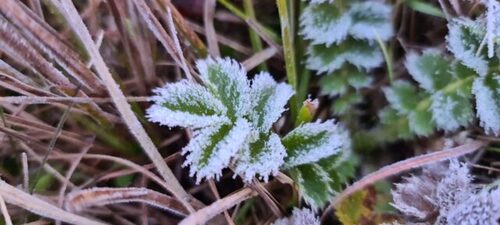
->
[[179, 188, 257, 225], [0, 194, 13, 225], [166, 7, 193, 81], [156, 0, 208, 57], [0, 16, 75, 91], [0, 179, 107, 225], [51, 0, 195, 212], [204, 0, 220, 57], [0, 96, 150, 104], [332, 140, 487, 206], [242, 47, 278, 71], [0, 0, 105, 93], [132, 0, 183, 68], [65, 187, 189, 217]]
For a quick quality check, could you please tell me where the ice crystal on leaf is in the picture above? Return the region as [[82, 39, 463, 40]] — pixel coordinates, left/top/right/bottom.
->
[[348, 2, 394, 41], [300, 2, 352, 46], [147, 57, 349, 185], [390, 159, 500, 225], [446, 19, 489, 76], [384, 50, 475, 136], [282, 120, 350, 168], [472, 74, 500, 135], [271, 208, 320, 225]]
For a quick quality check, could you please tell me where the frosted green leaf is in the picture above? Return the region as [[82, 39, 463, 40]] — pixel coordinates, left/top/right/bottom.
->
[[472, 74, 500, 135], [196, 58, 251, 120], [332, 92, 362, 114], [408, 110, 435, 136], [319, 73, 348, 96], [430, 91, 473, 132], [147, 80, 229, 128], [249, 72, 294, 132], [446, 19, 489, 76], [234, 133, 286, 183], [282, 120, 350, 168], [289, 163, 332, 209], [405, 49, 452, 91], [348, 2, 394, 41], [307, 39, 383, 74], [383, 81, 419, 114], [347, 71, 372, 89], [183, 118, 252, 183], [300, 2, 352, 46]]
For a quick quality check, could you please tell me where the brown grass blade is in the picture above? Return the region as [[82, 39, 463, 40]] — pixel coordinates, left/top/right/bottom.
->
[[333, 140, 487, 206], [65, 187, 189, 217], [179, 187, 257, 225], [0, 179, 107, 225], [0, 0, 105, 93]]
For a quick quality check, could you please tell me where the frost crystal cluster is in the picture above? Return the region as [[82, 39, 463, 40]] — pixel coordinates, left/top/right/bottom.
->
[[300, 0, 393, 114], [383, 12, 500, 137], [390, 159, 500, 225], [271, 208, 320, 225], [147, 58, 350, 200]]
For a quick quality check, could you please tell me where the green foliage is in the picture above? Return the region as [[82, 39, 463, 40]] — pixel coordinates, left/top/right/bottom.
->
[[301, 0, 393, 115], [147, 57, 351, 208]]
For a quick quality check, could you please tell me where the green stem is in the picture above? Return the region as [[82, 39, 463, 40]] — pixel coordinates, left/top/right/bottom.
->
[[243, 0, 267, 71], [277, 0, 299, 121], [218, 0, 281, 43]]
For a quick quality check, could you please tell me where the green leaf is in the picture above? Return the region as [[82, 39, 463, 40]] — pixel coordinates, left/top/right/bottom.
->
[[183, 118, 252, 183], [405, 50, 452, 91], [409, 109, 435, 136], [197, 58, 251, 120], [234, 133, 286, 183], [282, 120, 350, 168], [332, 92, 363, 114], [430, 91, 473, 131], [307, 39, 383, 75], [447, 19, 489, 76], [249, 72, 294, 132], [289, 164, 332, 209], [472, 74, 500, 135], [300, 2, 352, 46], [147, 80, 229, 128], [405, 0, 445, 18], [320, 72, 348, 96], [383, 81, 420, 114], [348, 1, 393, 41]]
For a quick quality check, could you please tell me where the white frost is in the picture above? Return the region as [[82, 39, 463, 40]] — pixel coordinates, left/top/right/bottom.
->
[[249, 72, 294, 132], [348, 2, 394, 41], [300, 4, 352, 46], [183, 118, 252, 183], [446, 19, 489, 76], [283, 120, 350, 168], [271, 208, 320, 225], [234, 133, 287, 183], [147, 80, 229, 128], [405, 50, 440, 91], [472, 76, 500, 135], [196, 57, 252, 118], [430, 91, 471, 132]]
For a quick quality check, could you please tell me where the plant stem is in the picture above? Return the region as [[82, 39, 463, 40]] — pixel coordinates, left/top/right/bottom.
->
[[243, 0, 268, 71], [277, 0, 299, 121]]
